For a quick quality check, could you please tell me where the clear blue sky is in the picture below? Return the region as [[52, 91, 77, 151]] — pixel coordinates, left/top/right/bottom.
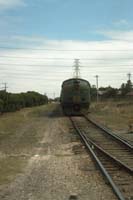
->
[[1, 0, 133, 40], [0, 0, 133, 97]]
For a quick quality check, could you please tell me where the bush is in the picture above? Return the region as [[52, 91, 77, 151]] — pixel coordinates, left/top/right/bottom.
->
[[0, 91, 48, 113], [0, 99, 4, 113]]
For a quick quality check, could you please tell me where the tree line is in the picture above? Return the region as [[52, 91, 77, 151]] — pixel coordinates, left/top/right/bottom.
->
[[0, 90, 48, 113], [91, 80, 133, 100]]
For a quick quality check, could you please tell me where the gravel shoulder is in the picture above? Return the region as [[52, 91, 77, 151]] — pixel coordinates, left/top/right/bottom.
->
[[0, 104, 116, 200]]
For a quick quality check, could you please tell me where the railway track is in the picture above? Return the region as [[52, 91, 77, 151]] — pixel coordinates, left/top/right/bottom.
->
[[70, 116, 133, 200]]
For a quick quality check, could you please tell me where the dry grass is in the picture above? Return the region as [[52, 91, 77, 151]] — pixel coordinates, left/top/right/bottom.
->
[[0, 157, 26, 184], [0, 104, 55, 185], [90, 100, 133, 141]]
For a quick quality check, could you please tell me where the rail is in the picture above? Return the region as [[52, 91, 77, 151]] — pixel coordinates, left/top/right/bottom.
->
[[84, 115, 133, 149], [70, 117, 133, 200]]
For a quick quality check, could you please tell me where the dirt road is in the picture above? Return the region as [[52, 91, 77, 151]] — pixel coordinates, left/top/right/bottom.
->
[[0, 104, 116, 200]]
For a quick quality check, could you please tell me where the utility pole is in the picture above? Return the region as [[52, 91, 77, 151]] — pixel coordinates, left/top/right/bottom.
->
[[2, 83, 8, 92], [95, 75, 99, 103], [53, 92, 55, 99], [73, 59, 80, 78], [1, 83, 8, 108], [127, 73, 132, 90]]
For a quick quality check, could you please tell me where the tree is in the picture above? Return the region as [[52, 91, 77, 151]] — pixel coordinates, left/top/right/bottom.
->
[[0, 99, 4, 113], [121, 80, 132, 96], [103, 87, 117, 98], [0, 90, 48, 113]]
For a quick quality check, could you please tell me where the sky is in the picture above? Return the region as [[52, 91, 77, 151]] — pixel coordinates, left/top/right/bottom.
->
[[0, 0, 133, 97]]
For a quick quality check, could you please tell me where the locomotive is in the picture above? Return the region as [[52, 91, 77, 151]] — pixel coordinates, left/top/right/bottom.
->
[[60, 78, 91, 115]]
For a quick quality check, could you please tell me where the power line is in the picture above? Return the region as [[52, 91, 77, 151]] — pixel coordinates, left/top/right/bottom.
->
[[0, 69, 133, 75], [0, 69, 72, 73], [3, 72, 131, 80], [0, 72, 133, 78], [0, 56, 133, 60], [1, 46, 133, 51], [0, 55, 71, 59], [0, 73, 71, 77], [0, 63, 73, 67], [0, 63, 133, 67]]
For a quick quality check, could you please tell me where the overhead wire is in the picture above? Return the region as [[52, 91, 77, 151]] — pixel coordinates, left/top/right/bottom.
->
[[0, 46, 132, 88], [1, 70, 132, 77], [0, 63, 132, 68], [0, 56, 133, 60], [0, 46, 133, 51]]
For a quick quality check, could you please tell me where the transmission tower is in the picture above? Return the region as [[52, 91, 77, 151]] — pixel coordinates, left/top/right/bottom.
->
[[127, 73, 131, 81], [73, 59, 80, 78]]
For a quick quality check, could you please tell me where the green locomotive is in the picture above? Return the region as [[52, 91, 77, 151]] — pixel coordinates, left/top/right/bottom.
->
[[60, 78, 91, 115]]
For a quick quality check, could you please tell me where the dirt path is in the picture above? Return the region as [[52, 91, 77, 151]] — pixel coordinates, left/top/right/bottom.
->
[[0, 104, 116, 200]]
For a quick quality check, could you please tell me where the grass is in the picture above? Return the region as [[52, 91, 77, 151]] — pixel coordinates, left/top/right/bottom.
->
[[0, 157, 27, 184], [90, 100, 133, 132], [27, 103, 57, 117], [0, 103, 56, 185]]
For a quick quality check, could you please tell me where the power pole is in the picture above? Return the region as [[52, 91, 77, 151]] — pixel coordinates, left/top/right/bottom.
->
[[127, 73, 132, 90], [53, 92, 55, 99], [73, 59, 80, 78], [95, 75, 99, 102], [2, 83, 8, 92], [1, 83, 8, 107]]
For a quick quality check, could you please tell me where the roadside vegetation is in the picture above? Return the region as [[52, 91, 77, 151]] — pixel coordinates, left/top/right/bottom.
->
[[0, 90, 48, 113], [90, 79, 133, 142], [90, 101, 133, 143], [91, 79, 133, 100]]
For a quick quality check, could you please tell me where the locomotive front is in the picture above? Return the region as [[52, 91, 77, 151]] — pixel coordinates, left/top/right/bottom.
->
[[60, 78, 90, 115]]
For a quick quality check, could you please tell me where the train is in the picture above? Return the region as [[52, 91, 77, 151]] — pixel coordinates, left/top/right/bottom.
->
[[60, 78, 91, 115]]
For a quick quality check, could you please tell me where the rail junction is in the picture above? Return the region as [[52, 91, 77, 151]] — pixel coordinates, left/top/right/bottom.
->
[[70, 115, 133, 200]]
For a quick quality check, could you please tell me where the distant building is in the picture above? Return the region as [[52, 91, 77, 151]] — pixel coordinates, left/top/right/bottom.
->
[[117, 90, 122, 95], [98, 90, 106, 96], [126, 91, 133, 96]]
